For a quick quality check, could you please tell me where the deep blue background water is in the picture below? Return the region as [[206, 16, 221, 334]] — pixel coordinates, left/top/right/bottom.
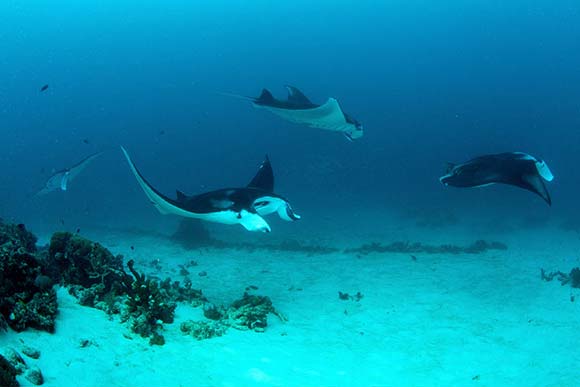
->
[[1, 0, 580, 236]]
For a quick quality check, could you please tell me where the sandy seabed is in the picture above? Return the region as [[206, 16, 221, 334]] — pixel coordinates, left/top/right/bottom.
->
[[2, 221, 579, 387]]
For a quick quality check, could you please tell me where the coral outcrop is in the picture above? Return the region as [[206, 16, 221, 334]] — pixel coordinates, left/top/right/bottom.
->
[[0, 354, 19, 387], [120, 259, 177, 344], [180, 320, 227, 340], [46, 232, 125, 292], [541, 267, 580, 288], [226, 293, 285, 332], [180, 293, 286, 341], [344, 240, 508, 256], [0, 221, 57, 332]]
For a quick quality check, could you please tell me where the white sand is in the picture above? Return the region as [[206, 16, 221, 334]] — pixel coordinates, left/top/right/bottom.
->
[[2, 223, 580, 387]]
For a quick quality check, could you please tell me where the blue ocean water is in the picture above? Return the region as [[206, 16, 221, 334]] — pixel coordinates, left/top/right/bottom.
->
[[1, 0, 579, 234], [1, 2, 580, 385]]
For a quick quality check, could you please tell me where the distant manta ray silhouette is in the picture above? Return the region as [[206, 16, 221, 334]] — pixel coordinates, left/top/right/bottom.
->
[[440, 152, 554, 205], [220, 85, 364, 141], [35, 151, 104, 196], [121, 147, 301, 233]]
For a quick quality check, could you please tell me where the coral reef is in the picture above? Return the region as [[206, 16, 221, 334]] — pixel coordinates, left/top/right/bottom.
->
[[9, 291, 58, 332], [46, 232, 125, 293], [571, 268, 580, 288], [24, 366, 43, 385], [203, 303, 224, 320], [0, 354, 19, 387], [2, 348, 26, 375], [0, 222, 37, 253], [541, 267, 580, 288], [344, 240, 507, 256], [21, 346, 40, 360], [0, 221, 57, 332], [228, 239, 339, 255], [180, 320, 227, 340], [226, 293, 286, 332], [180, 293, 285, 340], [158, 277, 207, 307], [338, 291, 364, 302], [43, 231, 208, 344], [120, 260, 176, 344], [45, 232, 128, 314]]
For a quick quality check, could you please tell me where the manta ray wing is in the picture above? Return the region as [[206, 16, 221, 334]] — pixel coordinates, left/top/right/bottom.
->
[[35, 151, 104, 196], [518, 174, 552, 206], [256, 97, 352, 133], [121, 147, 204, 217], [284, 85, 315, 107], [247, 155, 274, 192], [66, 151, 104, 181], [34, 171, 67, 196]]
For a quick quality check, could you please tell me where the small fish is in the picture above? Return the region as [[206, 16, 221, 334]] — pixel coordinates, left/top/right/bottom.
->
[[76, 228, 80, 233], [40, 84, 49, 92], [130, 245, 134, 250], [82, 139, 90, 144], [60, 219, 65, 226], [159, 130, 166, 136]]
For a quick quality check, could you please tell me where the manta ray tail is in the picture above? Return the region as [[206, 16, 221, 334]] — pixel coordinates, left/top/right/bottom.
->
[[215, 91, 255, 102], [121, 146, 197, 217], [247, 155, 274, 192]]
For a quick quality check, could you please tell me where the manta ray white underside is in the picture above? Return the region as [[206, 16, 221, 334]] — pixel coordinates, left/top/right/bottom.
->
[[255, 98, 358, 135]]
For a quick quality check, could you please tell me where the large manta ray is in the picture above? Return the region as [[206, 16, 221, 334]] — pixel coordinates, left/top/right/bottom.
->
[[224, 85, 363, 141], [439, 152, 554, 205], [35, 151, 104, 196], [121, 147, 300, 233]]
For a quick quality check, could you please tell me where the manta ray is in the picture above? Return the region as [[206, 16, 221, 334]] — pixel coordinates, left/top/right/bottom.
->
[[121, 147, 300, 233], [223, 85, 363, 141], [35, 151, 104, 196], [439, 152, 554, 205]]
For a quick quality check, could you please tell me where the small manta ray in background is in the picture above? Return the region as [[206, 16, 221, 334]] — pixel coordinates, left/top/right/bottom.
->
[[40, 84, 49, 92], [35, 151, 104, 196], [439, 152, 554, 205], [121, 147, 301, 232], [221, 85, 363, 141]]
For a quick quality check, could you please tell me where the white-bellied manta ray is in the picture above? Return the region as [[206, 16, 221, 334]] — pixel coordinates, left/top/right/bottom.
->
[[222, 85, 363, 141], [35, 151, 104, 196], [121, 147, 301, 233], [439, 152, 554, 205]]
